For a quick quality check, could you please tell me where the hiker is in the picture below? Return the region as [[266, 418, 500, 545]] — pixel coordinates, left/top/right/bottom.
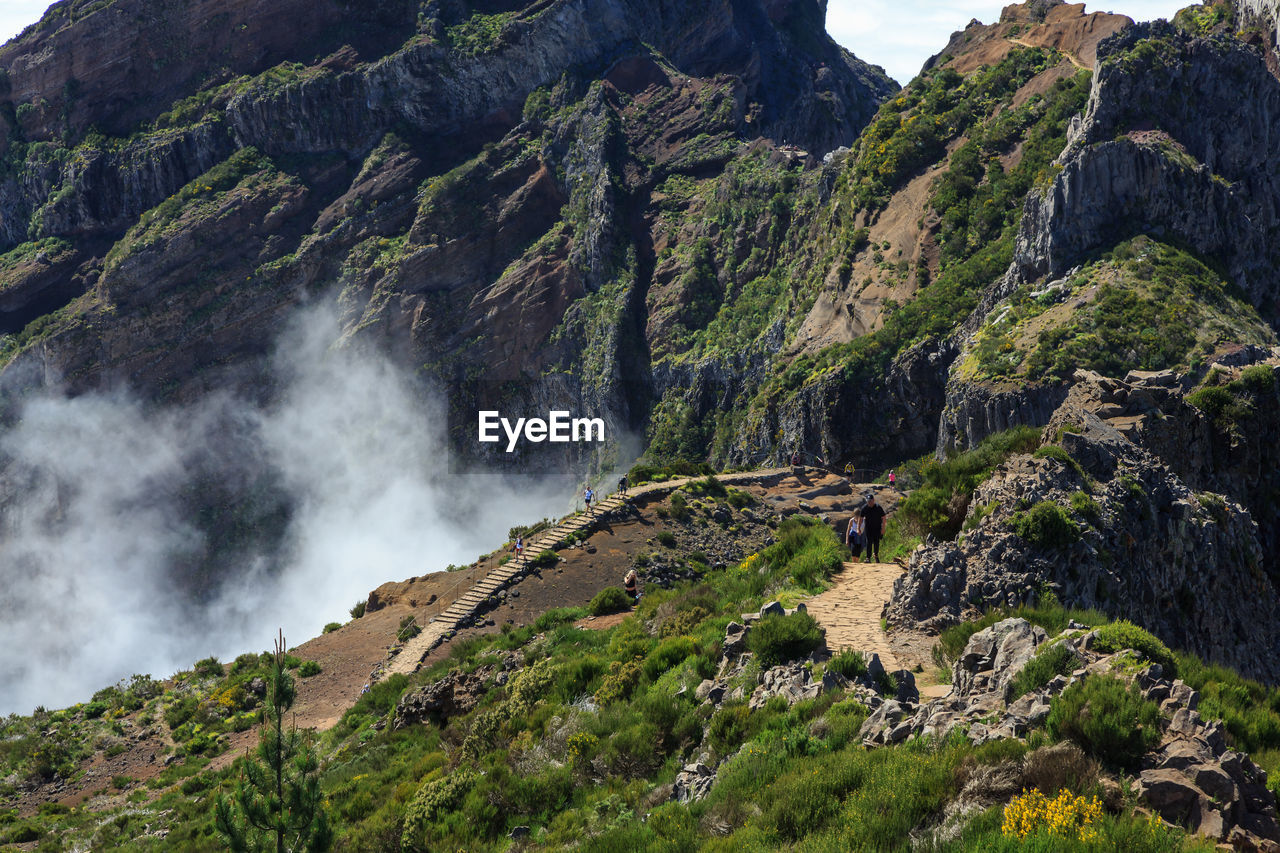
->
[[790, 449, 802, 467], [845, 507, 864, 563], [584, 486, 594, 514], [514, 535, 524, 563], [618, 474, 629, 495], [862, 494, 886, 562], [624, 568, 640, 604], [888, 469, 896, 489]]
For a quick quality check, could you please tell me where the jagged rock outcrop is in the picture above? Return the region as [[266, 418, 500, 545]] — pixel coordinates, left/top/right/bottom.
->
[[887, 402, 1280, 684], [394, 650, 523, 727], [1235, 0, 1280, 48], [935, 378, 1069, 456], [733, 337, 958, 469], [1011, 21, 1280, 322]]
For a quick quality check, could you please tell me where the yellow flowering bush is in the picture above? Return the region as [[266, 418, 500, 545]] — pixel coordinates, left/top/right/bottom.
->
[[566, 732, 598, 767], [1002, 788, 1103, 842]]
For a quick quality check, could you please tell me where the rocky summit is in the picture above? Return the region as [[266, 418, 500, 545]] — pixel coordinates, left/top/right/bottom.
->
[[4, 0, 1280, 850]]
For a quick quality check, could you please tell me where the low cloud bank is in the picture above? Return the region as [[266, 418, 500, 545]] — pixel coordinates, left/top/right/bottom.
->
[[0, 302, 571, 715]]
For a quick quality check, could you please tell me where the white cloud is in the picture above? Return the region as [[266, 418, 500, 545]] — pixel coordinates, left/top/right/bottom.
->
[[829, 0, 1189, 85], [0, 302, 573, 715]]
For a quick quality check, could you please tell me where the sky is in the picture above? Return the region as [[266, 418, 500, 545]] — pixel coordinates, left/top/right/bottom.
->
[[0, 1, 1191, 84], [828, 0, 1187, 83]]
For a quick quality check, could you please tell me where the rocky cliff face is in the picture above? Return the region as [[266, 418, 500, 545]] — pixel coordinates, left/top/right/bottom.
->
[[934, 15, 1280, 461], [0, 0, 895, 427], [1011, 22, 1280, 320]]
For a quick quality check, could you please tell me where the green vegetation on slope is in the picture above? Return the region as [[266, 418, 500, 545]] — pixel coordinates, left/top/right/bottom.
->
[[8, 511, 1280, 849], [741, 53, 1092, 447], [893, 425, 1041, 540], [965, 236, 1274, 382]]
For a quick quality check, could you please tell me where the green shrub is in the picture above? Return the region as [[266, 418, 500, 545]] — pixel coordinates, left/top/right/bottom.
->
[[297, 660, 322, 678], [659, 605, 711, 639], [748, 612, 824, 667], [1188, 384, 1251, 431], [1011, 501, 1079, 549], [725, 488, 752, 509], [193, 656, 224, 678], [709, 702, 757, 757], [1093, 621, 1176, 675], [627, 459, 713, 486], [826, 649, 869, 680], [397, 615, 422, 643], [0, 823, 39, 843], [230, 653, 261, 675], [1047, 676, 1161, 771], [668, 491, 691, 522], [322, 622, 341, 634], [896, 427, 1040, 539], [686, 476, 727, 497], [533, 606, 585, 631], [1006, 641, 1080, 700], [589, 587, 631, 616], [404, 768, 480, 839], [643, 636, 700, 682], [1033, 444, 1085, 479], [594, 661, 642, 705], [758, 517, 843, 590], [655, 531, 677, 547], [1069, 490, 1100, 520], [603, 722, 663, 778], [529, 549, 559, 569], [83, 700, 108, 719], [1236, 364, 1277, 394], [349, 600, 366, 619]]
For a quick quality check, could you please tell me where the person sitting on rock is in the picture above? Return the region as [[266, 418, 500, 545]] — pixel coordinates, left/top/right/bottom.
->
[[845, 507, 865, 563], [624, 569, 640, 604]]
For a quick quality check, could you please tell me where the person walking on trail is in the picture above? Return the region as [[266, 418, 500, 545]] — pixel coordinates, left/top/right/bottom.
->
[[514, 535, 524, 564], [584, 487, 594, 514], [624, 568, 640, 604], [790, 450, 802, 467], [618, 474, 629, 495], [888, 469, 896, 489], [862, 494, 886, 562], [845, 507, 865, 563]]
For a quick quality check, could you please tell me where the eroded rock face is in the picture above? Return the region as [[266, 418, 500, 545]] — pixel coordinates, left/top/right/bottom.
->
[[394, 650, 522, 727]]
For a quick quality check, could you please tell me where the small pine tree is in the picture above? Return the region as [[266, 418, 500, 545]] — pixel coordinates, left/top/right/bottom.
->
[[215, 630, 332, 853]]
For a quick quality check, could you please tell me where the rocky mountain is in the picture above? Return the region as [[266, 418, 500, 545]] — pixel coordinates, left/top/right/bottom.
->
[[0, 0, 893, 433]]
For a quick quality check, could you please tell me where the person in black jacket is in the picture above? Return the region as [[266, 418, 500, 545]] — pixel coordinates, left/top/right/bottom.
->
[[862, 494, 886, 562]]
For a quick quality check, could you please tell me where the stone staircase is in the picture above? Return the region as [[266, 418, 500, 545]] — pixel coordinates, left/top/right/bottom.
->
[[377, 467, 797, 680], [380, 494, 628, 678]]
